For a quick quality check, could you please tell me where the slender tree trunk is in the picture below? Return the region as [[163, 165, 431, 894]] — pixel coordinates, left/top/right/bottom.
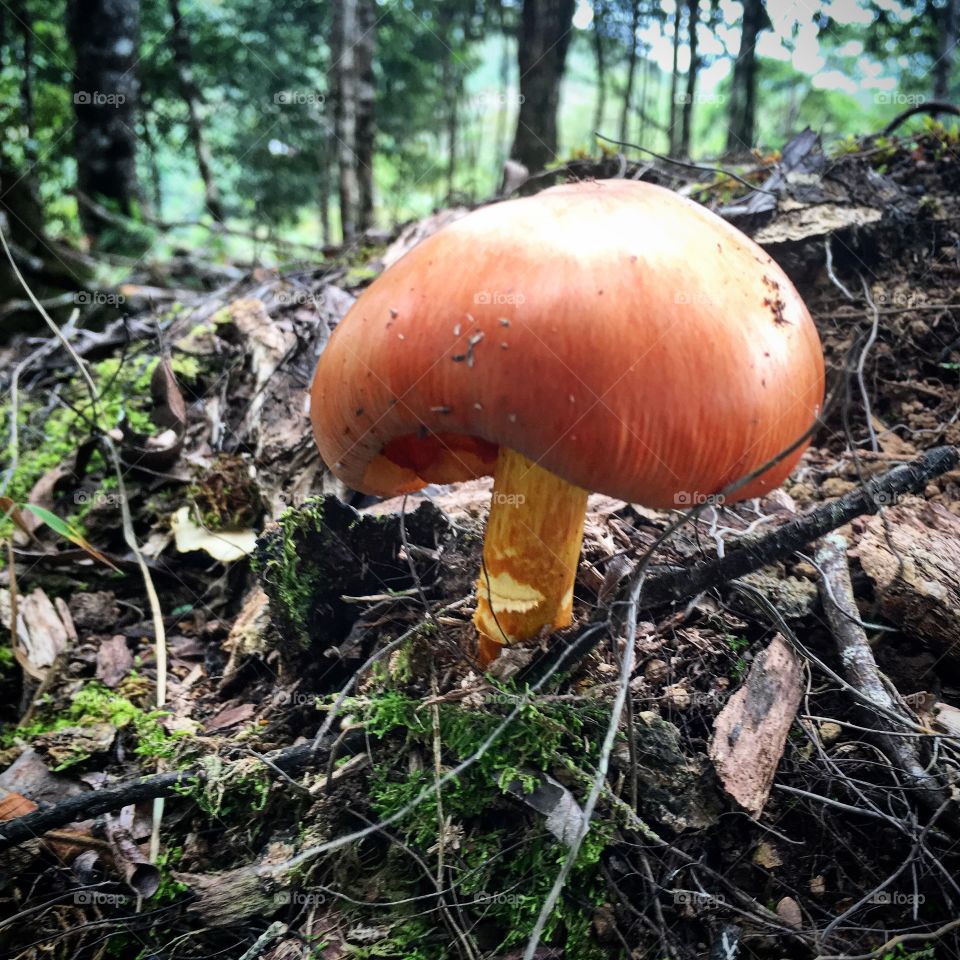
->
[[668, 0, 682, 155], [441, 8, 458, 202], [934, 0, 958, 100], [637, 47, 649, 143], [619, 0, 640, 143], [168, 0, 223, 221], [354, 0, 376, 233], [14, 0, 35, 167], [592, 0, 606, 136], [492, 0, 511, 184], [509, 0, 576, 174], [679, 0, 699, 157], [330, 0, 360, 242], [139, 104, 164, 216], [726, 0, 765, 155], [67, 0, 140, 241]]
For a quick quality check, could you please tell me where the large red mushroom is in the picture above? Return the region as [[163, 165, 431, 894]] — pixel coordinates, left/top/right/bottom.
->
[[310, 179, 824, 665]]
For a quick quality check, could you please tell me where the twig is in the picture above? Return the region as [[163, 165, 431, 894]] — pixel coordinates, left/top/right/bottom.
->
[[817, 915, 960, 960], [595, 133, 775, 194], [814, 533, 946, 810]]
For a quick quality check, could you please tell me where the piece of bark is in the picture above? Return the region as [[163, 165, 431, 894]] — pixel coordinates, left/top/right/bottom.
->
[[710, 634, 803, 818], [816, 532, 946, 809], [858, 500, 960, 661], [96, 635, 133, 688]]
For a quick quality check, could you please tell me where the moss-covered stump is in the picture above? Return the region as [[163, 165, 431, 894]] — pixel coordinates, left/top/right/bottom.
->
[[252, 496, 453, 666]]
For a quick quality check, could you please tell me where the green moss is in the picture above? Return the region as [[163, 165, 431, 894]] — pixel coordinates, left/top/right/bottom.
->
[[255, 498, 327, 642], [3, 681, 187, 769], [0, 352, 194, 538], [347, 686, 613, 958]]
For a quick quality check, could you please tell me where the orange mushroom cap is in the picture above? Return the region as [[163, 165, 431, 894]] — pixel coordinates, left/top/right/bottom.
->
[[310, 179, 824, 508]]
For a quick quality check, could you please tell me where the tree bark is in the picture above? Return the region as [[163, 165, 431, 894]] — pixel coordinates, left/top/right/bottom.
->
[[667, 0, 682, 155], [509, 0, 576, 174], [168, 0, 223, 221], [330, 0, 376, 242], [67, 0, 140, 241], [933, 0, 958, 101], [679, 0, 699, 157], [592, 0, 606, 137], [619, 0, 640, 143], [725, 0, 766, 155], [492, 0, 512, 183], [355, 0, 376, 234]]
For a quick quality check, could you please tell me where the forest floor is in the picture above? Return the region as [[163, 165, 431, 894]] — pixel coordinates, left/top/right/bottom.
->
[[1, 120, 960, 960]]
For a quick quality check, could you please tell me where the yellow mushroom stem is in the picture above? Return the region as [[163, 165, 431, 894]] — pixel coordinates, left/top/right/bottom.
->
[[474, 446, 589, 666]]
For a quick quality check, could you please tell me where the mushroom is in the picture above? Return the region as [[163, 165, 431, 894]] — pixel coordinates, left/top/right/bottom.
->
[[310, 179, 824, 665]]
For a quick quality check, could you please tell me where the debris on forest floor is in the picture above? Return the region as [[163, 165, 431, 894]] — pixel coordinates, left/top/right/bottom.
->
[[2, 123, 960, 959]]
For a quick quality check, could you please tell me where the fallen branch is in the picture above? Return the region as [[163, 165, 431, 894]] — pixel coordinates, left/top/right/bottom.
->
[[0, 732, 363, 853], [522, 445, 959, 685], [881, 100, 960, 135], [814, 533, 947, 810]]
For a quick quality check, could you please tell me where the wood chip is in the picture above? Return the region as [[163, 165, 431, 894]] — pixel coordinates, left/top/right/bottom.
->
[[709, 634, 803, 818]]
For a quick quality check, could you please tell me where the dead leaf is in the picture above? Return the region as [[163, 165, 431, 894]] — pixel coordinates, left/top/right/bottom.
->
[[203, 702, 255, 733], [96, 635, 133, 688]]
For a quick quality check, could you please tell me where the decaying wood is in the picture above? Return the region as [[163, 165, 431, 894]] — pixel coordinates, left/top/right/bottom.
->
[[709, 634, 803, 818], [858, 501, 960, 662], [815, 532, 947, 809], [0, 730, 365, 853]]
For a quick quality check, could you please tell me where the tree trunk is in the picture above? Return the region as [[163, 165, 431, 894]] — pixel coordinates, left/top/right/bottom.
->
[[592, 0, 606, 136], [492, 0, 511, 184], [355, 0, 376, 234], [679, 0, 699, 157], [667, 0, 682, 156], [619, 0, 640, 143], [14, 0, 35, 167], [725, 0, 765, 155], [67, 0, 140, 241], [509, 0, 576, 174], [331, 0, 376, 242], [168, 0, 223, 221], [934, 0, 958, 100]]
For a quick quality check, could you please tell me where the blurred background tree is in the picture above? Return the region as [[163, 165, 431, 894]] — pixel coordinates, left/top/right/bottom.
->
[[0, 0, 954, 294]]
